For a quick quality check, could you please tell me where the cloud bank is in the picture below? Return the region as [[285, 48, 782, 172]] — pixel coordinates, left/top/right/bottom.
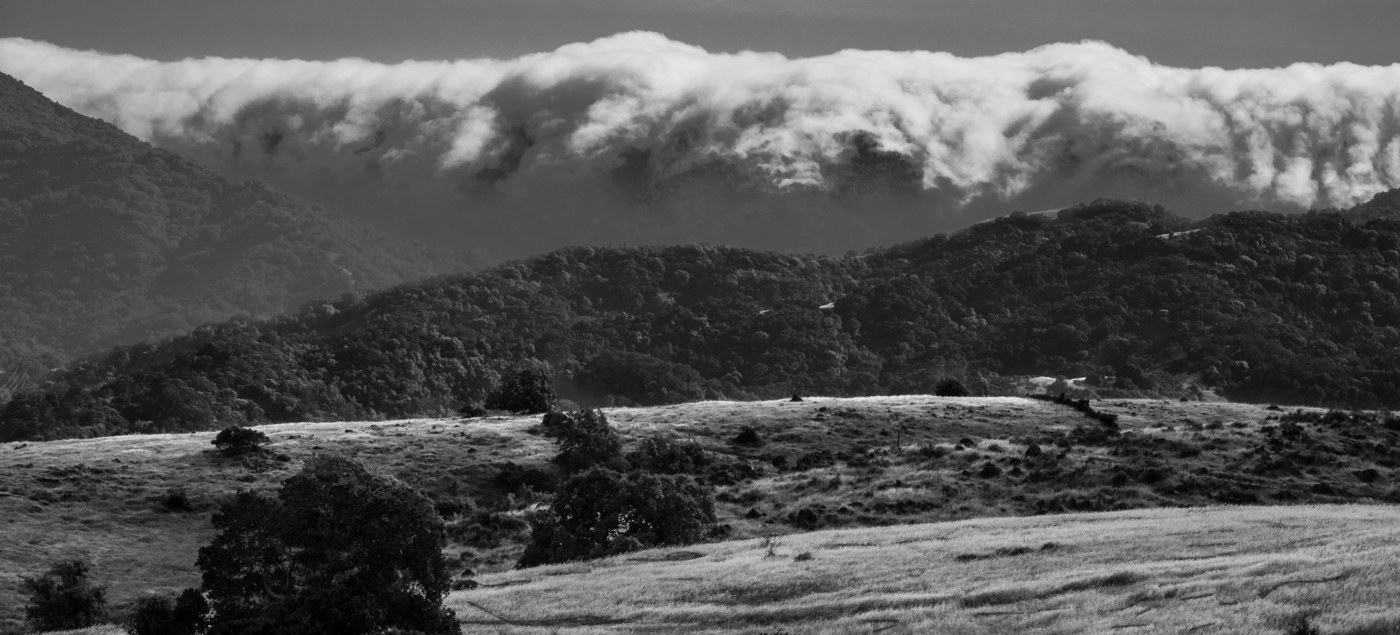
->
[[4, 33, 1399, 256]]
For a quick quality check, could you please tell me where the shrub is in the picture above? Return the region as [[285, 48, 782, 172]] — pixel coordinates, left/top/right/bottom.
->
[[517, 467, 717, 567], [433, 495, 475, 519], [1285, 614, 1321, 635], [22, 559, 107, 631], [493, 462, 560, 493], [158, 488, 193, 512], [794, 450, 836, 471], [627, 435, 710, 475], [211, 426, 269, 457], [195, 455, 457, 635], [448, 510, 530, 549], [124, 588, 209, 635], [935, 378, 969, 397], [550, 409, 625, 473], [733, 425, 763, 446], [485, 364, 556, 414]]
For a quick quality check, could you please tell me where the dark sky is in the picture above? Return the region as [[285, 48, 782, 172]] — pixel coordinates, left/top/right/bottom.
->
[[3, 0, 1398, 67]]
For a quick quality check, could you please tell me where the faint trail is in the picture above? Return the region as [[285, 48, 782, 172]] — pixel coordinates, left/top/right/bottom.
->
[[457, 600, 625, 627], [1257, 573, 1350, 599], [864, 617, 901, 632]]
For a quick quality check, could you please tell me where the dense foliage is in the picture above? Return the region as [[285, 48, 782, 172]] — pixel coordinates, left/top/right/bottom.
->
[[517, 467, 718, 567], [21, 559, 107, 631], [211, 425, 270, 457], [545, 408, 627, 473], [3, 196, 1399, 441], [124, 589, 209, 635], [194, 455, 457, 635], [484, 364, 556, 414], [0, 72, 475, 376]]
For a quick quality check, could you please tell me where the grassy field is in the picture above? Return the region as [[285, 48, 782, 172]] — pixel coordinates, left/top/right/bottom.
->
[[2, 395, 1396, 631], [450, 504, 1400, 634]]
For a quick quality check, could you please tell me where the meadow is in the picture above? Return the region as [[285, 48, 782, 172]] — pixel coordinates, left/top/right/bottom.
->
[[451, 504, 1400, 634], [2, 396, 1396, 632]]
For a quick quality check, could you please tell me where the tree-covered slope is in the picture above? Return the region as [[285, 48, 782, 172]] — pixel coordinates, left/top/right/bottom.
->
[[3, 196, 1397, 441], [0, 72, 477, 374]]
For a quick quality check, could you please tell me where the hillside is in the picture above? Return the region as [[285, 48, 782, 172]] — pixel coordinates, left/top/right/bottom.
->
[[2, 396, 1397, 629], [4, 196, 1400, 441], [455, 504, 1400, 634], [0, 72, 478, 375]]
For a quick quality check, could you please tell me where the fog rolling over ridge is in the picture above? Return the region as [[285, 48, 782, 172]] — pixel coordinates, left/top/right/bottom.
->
[[5, 33, 1400, 258]]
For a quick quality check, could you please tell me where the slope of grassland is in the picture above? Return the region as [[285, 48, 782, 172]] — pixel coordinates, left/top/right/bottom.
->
[[2, 396, 1397, 630], [451, 504, 1400, 634]]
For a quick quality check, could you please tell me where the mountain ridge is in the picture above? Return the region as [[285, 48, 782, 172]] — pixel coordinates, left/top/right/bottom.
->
[[3, 197, 1397, 441], [0, 71, 479, 373]]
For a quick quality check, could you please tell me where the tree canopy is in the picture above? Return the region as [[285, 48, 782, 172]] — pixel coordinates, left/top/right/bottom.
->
[[195, 455, 457, 635], [4, 198, 1400, 441]]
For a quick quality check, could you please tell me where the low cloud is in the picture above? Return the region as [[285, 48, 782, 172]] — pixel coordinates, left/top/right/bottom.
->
[[4, 33, 1399, 257]]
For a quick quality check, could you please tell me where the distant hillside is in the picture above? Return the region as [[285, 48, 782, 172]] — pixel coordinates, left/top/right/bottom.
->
[[2, 197, 1398, 441], [0, 72, 478, 375]]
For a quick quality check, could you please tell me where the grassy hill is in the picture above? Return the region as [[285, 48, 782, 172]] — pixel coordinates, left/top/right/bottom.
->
[[455, 504, 1400, 634], [2, 395, 1397, 631]]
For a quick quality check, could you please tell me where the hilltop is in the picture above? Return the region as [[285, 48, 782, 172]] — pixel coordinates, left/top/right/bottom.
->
[[2, 395, 1397, 629], [0, 72, 477, 374]]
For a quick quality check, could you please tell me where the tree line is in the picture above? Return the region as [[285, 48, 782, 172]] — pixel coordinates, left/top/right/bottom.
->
[[4, 198, 1400, 441]]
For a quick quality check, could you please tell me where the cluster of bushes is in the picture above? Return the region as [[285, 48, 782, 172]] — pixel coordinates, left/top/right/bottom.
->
[[5, 200, 1400, 442], [517, 408, 720, 567], [1029, 393, 1120, 427]]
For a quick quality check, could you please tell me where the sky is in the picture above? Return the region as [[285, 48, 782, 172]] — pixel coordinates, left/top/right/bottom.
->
[[3, 0, 1399, 69], [3, 0, 1398, 258]]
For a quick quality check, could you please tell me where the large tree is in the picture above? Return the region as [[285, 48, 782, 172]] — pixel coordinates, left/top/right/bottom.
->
[[195, 455, 457, 635]]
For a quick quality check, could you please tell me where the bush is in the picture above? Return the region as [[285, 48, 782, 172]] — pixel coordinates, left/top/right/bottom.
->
[[195, 455, 457, 635], [448, 510, 530, 549], [124, 588, 209, 635], [517, 467, 717, 567], [211, 426, 269, 457], [493, 462, 560, 494], [935, 378, 969, 397], [22, 559, 107, 631], [549, 409, 625, 473], [433, 496, 475, 519], [158, 488, 193, 512], [733, 425, 763, 446], [485, 364, 556, 414], [627, 435, 710, 475]]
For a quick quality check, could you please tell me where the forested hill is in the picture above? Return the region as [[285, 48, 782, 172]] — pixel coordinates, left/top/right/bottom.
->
[[4, 197, 1398, 441], [0, 72, 477, 374]]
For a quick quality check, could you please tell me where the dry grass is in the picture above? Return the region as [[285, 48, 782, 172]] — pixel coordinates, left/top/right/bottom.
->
[[449, 504, 1400, 634], [0, 416, 552, 630], [1, 396, 1394, 632]]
